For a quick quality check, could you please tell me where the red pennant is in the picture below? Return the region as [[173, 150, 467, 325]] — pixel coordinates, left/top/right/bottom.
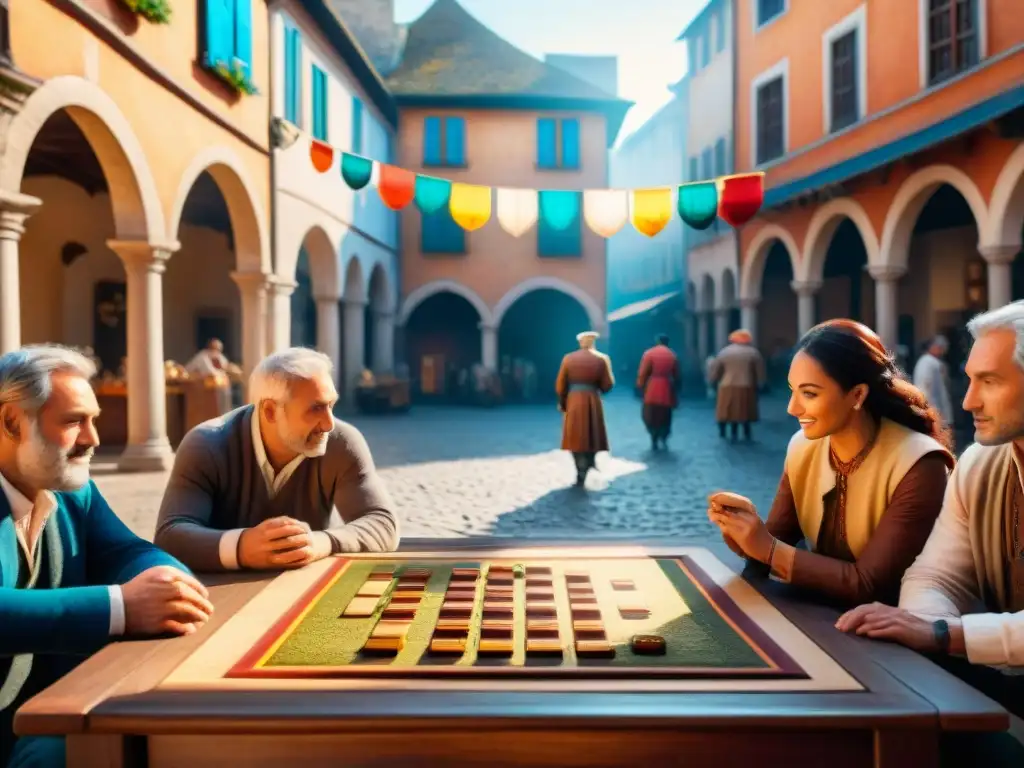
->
[[310, 140, 334, 173], [377, 164, 416, 211], [718, 173, 765, 227]]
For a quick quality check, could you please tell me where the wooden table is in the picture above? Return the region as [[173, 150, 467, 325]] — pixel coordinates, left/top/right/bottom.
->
[[15, 539, 1010, 768]]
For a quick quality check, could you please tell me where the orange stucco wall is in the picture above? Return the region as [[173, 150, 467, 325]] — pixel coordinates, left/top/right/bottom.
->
[[396, 108, 609, 316]]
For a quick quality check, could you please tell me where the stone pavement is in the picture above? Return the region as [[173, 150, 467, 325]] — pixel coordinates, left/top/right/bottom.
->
[[93, 392, 798, 542]]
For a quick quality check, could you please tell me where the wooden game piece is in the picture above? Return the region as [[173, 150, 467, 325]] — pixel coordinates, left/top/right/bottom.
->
[[483, 605, 514, 620], [610, 579, 635, 591], [382, 605, 417, 620], [572, 619, 604, 633], [575, 640, 615, 658], [525, 589, 555, 600], [477, 638, 514, 655], [526, 603, 557, 617], [388, 595, 422, 606], [395, 580, 427, 590], [526, 618, 560, 633], [356, 580, 391, 597], [618, 605, 651, 620], [574, 629, 607, 641], [367, 568, 395, 580], [341, 596, 379, 618], [570, 606, 602, 620], [361, 638, 404, 654], [429, 637, 467, 654], [526, 565, 552, 575], [566, 583, 594, 593], [564, 572, 590, 583], [435, 618, 471, 632], [439, 602, 474, 617], [401, 568, 432, 578], [526, 638, 562, 655], [488, 564, 515, 573], [569, 594, 597, 604], [479, 625, 513, 640], [525, 578, 553, 589], [486, 577, 514, 587], [630, 634, 666, 655], [450, 568, 480, 580], [371, 621, 411, 638]]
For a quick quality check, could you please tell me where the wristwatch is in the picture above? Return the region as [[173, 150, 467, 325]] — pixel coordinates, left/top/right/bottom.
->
[[932, 619, 950, 653]]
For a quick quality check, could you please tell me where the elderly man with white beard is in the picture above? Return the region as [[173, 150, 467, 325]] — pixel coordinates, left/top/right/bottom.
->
[[154, 347, 399, 572], [0, 345, 213, 768]]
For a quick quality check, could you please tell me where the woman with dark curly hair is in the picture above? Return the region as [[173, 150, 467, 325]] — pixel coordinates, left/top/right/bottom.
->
[[707, 319, 956, 607]]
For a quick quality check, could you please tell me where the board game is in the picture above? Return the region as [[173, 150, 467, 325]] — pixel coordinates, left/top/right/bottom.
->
[[161, 547, 864, 693]]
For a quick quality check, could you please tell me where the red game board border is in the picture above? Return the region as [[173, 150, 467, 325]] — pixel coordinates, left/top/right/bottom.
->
[[224, 555, 809, 680]]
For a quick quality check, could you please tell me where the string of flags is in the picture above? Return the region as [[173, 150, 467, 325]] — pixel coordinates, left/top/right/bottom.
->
[[306, 134, 765, 238]]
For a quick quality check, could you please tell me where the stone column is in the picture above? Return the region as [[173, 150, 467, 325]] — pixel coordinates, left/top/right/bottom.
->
[[696, 312, 709, 361], [714, 308, 729, 350], [979, 244, 1019, 310], [314, 294, 341, 379], [231, 271, 270, 383], [739, 298, 759, 346], [791, 280, 821, 337], [867, 265, 906, 351], [372, 308, 395, 373], [0, 190, 41, 353], [342, 297, 366, 405], [479, 322, 497, 370], [266, 277, 296, 354], [108, 239, 178, 472]]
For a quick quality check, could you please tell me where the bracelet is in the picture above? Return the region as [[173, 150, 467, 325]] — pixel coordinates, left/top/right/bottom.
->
[[767, 537, 778, 570]]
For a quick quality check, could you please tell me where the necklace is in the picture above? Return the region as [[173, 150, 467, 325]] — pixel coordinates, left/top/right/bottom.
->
[[829, 428, 878, 544]]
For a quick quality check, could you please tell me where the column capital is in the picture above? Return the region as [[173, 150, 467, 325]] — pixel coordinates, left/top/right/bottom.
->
[[478, 321, 497, 332], [790, 280, 822, 296], [231, 269, 272, 295], [978, 244, 1020, 265], [0, 190, 41, 241], [268, 277, 298, 298], [866, 264, 907, 282], [313, 292, 341, 304], [107, 239, 179, 274]]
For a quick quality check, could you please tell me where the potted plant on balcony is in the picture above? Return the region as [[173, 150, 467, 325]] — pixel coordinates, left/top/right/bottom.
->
[[120, 0, 172, 24], [212, 57, 258, 96]]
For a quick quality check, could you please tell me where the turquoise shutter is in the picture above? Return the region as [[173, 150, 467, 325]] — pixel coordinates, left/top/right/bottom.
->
[[561, 118, 580, 169], [284, 27, 300, 123], [233, 0, 252, 74], [312, 67, 327, 140], [204, 0, 233, 68], [444, 117, 465, 165], [422, 209, 464, 253], [351, 97, 363, 154], [423, 117, 441, 165], [537, 118, 557, 168], [538, 202, 581, 257]]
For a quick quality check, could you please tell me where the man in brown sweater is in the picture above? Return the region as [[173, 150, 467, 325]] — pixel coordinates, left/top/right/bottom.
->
[[154, 348, 399, 572]]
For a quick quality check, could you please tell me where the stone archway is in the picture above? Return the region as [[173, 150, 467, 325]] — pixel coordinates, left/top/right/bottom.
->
[[801, 198, 881, 282], [802, 199, 876, 326], [291, 225, 340, 373], [987, 142, 1024, 250], [365, 263, 394, 373], [492, 276, 604, 334], [399, 279, 495, 328], [740, 224, 801, 302]]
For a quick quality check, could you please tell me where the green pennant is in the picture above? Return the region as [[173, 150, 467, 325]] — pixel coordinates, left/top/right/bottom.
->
[[414, 175, 451, 214], [538, 190, 579, 231], [677, 182, 718, 230], [340, 153, 373, 190]]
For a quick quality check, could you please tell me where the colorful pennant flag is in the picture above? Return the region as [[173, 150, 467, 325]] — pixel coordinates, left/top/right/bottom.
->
[[340, 153, 372, 190], [539, 191, 579, 231], [677, 182, 718, 230], [310, 140, 334, 173], [377, 165, 416, 210], [415, 175, 452, 214], [583, 190, 628, 238], [631, 188, 673, 238], [496, 188, 538, 237], [718, 173, 765, 228], [450, 184, 491, 231]]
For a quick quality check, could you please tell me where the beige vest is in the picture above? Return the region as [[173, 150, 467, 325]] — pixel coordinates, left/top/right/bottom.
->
[[784, 418, 953, 558]]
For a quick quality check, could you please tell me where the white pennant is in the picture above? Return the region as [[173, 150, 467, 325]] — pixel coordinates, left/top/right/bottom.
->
[[583, 190, 629, 238], [496, 188, 539, 237]]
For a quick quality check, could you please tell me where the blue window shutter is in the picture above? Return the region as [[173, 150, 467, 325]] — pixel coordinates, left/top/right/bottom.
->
[[351, 97, 363, 154], [689, 156, 698, 181], [444, 117, 465, 165], [311, 67, 327, 141], [714, 139, 726, 175], [422, 209, 465, 254], [702, 147, 712, 179], [561, 119, 580, 169], [233, 0, 252, 74], [204, 0, 233, 68], [538, 202, 582, 257], [423, 117, 442, 165], [537, 118, 557, 168], [284, 27, 300, 124]]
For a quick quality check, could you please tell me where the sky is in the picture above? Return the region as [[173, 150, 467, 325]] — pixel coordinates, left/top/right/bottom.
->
[[392, 0, 706, 145]]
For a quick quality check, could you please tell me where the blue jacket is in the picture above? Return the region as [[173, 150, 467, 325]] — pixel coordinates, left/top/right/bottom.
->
[[0, 479, 187, 763]]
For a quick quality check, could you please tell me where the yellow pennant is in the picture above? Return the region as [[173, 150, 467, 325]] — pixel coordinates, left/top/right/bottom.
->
[[450, 184, 492, 231], [583, 190, 629, 238], [631, 187, 673, 238]]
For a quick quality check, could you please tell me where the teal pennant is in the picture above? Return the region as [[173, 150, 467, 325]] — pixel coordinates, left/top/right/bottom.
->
[[414, 175, 452, 214], [340, 153, 373, 190], [677, 182, 718, 230], [538, 190, 579, 230]]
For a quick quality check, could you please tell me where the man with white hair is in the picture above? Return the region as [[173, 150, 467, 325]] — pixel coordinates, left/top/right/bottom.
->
[[912, 334, 955, 428], [0, 345, 212, 768], [837, 301, 1024, 718], [154, 347, 399, 572]]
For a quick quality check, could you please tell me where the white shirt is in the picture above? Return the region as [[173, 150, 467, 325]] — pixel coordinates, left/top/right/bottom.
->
[[912, 353, 954, 426], [0, 472, 125, 636]]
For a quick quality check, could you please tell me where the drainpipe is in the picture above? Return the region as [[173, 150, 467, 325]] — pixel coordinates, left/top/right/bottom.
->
[[730, 0, 745, 337]]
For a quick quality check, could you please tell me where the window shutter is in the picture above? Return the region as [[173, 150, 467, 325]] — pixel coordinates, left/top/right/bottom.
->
[[352, 97, 364, 154], [284, 27, 301, 124], [233, 0, 252, 74], [561, 119, 580, 169], [714, 139, 725, 176], [422, 209, 464, 253], [204, 0, 233, 68], [423, 117, 442, 165], [444, 117, 465, 165], [537, 118, 557, 168], [689, 156, 698, 182], [312, 67, 327, 141]]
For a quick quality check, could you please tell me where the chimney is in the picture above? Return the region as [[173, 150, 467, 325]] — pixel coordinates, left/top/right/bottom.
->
[[328, 0, 402, 74], [544, 54, 619, 97]]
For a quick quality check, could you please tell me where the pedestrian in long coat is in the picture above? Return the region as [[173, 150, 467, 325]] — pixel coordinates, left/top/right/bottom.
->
[[706, 329, 766, 441], [555, 331, 614, 485], [636, 334, 680, 450]]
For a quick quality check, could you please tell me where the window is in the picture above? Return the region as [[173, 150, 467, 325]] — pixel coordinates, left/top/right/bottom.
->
[[283, 25, 301, 125], [311, 65, 328, 141], [538, 211, 582, 257], [689, 156, 699, 182], [714, 138, 726, 176], [423, 116, 466, 166], [829, 30, 858, 132], [926, 0, 979, 85], [351, 97, 363, 154], [203, 0, 253, 81], [537, 118, 581, 170], [756, 0, 786, 29], [694, 36, 704, 71], [755, 74, 785, 164], [421, 209, 465, 254]]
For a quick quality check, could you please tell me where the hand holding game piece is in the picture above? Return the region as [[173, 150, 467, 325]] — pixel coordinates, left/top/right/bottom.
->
[[238, 516, 323, 570], [122, 565, 214, 637], [706, 492, 774, 564]]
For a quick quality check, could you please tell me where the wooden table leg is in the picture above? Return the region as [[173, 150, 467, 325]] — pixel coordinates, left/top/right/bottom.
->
[[874, 728, 939, 768], [67, 734, 146, 768]]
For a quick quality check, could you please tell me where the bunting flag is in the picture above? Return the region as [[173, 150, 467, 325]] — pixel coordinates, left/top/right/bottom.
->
[[583, 190, 628, 238], [631, 188, 673, 238], [310, 139, 334, 173], [377, 165, 416, 210], [450, 183, 491, 231], [340, 152, 373, 190], [718, 173, 765, 228], [677, 181, 719, 230], [496, 188, 538, 237], [539, 191, 579, 230], [415, 175, 452, 214]]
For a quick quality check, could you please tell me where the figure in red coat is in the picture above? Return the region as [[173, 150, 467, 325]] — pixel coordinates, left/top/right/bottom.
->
[[635, 334, 681, 450]]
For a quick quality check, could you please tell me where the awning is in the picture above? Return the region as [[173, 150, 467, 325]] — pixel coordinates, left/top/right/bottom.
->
[[607, 291, 680, 323]]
